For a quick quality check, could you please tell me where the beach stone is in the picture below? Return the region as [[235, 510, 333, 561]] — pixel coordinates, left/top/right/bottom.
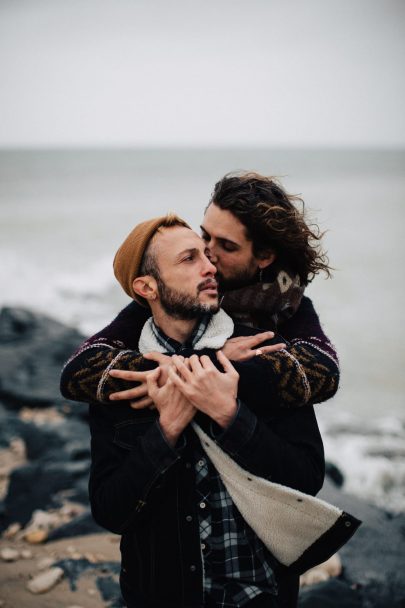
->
[[299, 578, 361, 607], [48, 510, 104, 541], [24, 529, 48, 544], [0, 307, 84, 409], [21, 549, 33, 559], [300, 554, 342, 587], [1, 547, 19, 561], [319, 479, 405, 607], [26, 566, 64, 594], [2, 522, 21, 539]]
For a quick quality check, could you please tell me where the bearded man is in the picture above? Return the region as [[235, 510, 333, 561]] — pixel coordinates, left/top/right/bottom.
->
[[84, 215, 359, 608]]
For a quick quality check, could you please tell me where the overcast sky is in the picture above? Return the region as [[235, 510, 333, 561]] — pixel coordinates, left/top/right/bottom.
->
[[1, 0, 404, 148]]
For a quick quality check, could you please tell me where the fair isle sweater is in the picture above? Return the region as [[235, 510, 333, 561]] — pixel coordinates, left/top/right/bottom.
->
[[60, 296, 339, 408]]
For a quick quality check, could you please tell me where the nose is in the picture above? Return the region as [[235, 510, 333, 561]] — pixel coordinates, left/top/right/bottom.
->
[[202, 254, 217, 276]]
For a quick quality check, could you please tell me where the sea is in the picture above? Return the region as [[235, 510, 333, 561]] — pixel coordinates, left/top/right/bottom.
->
[[1, 148, 404, 513]]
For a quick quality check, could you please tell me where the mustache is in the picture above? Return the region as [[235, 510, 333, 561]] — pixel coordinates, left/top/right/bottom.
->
[[197, 278, 218, 292]]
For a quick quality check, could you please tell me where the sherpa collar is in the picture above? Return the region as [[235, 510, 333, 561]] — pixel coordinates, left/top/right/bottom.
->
[[138, 308, 234, 354]]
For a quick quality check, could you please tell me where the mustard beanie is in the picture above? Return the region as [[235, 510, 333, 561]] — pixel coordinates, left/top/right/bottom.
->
[[113, 214, 190, 301]]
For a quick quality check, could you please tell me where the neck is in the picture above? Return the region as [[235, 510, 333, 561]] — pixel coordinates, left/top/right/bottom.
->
[[151, 306, 198, 344]]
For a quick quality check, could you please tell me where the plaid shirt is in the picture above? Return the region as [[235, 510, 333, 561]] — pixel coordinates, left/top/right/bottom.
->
[[152, 316, 277, 607]]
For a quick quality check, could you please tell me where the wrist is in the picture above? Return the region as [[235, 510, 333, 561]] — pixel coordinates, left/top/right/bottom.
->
[[209, 397, 238, 429]]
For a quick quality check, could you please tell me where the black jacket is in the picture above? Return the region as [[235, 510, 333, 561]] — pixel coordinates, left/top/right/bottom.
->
[[89, 326, 325, 608]]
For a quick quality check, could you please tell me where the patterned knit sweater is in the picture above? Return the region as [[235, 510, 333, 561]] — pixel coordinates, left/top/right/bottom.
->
[[60, 296, 339, 409]]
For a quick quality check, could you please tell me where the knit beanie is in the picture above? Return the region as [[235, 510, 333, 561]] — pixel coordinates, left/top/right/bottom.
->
[[113, 214, 190, 301]]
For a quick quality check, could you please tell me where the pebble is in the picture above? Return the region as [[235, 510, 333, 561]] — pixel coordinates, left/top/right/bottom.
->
[[1, 548, 19, 562], [24, 529, 48, 544], [2, 522, 21, 539], [21, 549, 33, 559], [26, 567, 64, 594]]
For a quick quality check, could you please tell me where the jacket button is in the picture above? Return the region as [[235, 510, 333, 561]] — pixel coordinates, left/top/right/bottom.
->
[[190, 565, 196, 572], [199, 502, 206, 509], [198, 459, 205, 467], [186, 515, 193, 522], [345, 520, 352, 527]]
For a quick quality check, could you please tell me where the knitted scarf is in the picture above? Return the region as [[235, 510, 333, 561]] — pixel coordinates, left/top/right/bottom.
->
[[220, 263, 305, 330]]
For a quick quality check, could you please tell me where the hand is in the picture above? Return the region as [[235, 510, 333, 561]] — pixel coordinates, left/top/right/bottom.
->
[[222, 331, 286, 362], [169, 351, 239, 429], [109, 369, 154, 409], [108, 352, 173, 409], [146, 367, 196, 446]]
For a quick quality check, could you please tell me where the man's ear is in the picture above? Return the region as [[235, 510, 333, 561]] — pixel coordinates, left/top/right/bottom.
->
[[257, 251, 277, 270], [132, 276, 158, 301]]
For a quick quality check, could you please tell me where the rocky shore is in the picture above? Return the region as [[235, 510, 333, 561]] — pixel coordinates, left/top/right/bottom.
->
[[0, 306, 404, 608]]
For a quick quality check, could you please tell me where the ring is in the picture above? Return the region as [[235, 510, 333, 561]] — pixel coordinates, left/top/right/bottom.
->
[[255, 349, 263, 356]]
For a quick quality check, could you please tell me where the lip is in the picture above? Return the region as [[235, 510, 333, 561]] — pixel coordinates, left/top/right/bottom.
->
[[199, 282, 218, 294]]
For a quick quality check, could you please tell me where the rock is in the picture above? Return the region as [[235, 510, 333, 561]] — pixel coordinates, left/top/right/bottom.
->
[[325, 461, 345, 487], [0, 307, 84, 409], [21, 549, 33, 559], [2, 522, 21, 539], [300, 554, 342, 587], [299, 578, 361, 607], [1, 547, 19, 561], [96, 574, 123, 606], [24, 529, 48, 544], [26, 566, 64, 594], [2, 461, 88, 529], [318, 479, 405, 607], [48, 511, 104, 541]]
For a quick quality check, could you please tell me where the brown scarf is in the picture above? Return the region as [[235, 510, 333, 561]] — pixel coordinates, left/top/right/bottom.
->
[[220, 263, 305, 330]]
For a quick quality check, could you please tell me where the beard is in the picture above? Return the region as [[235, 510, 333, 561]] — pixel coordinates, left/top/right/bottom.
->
[[216, 265, 258, 292], [156, 278, 220, 320]]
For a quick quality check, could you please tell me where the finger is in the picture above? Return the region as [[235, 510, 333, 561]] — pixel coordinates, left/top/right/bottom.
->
[[256, 343, 286, 355], [143, 352, 169, 364], [168, 366, 187, 390], [244, 331, 275, 348], [109, 384, 148, 401], [146, 367, 161, 393], [109, 369, 149, 382], [171, 356, 193, 382], [188, 354, 203, 373], [130, 397, 154, 409], [216, 350, 237, 374], [199, 355, 215, 370]]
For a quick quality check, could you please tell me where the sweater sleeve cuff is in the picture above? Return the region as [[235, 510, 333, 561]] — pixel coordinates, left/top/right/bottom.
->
[[212, 399, 257, 457]]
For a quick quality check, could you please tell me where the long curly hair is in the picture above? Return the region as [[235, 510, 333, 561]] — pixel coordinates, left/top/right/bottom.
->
[[209, 171, 331, 285]]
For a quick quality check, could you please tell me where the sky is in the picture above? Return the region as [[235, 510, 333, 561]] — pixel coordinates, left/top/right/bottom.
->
[[0, 0, 404, 148]]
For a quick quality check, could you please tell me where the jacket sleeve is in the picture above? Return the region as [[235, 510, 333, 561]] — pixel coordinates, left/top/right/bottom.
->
[[253, 297, 340, 407], [88, 404, 183, 534], [211, 400, 325, 497], [60, 301, 155, 404]]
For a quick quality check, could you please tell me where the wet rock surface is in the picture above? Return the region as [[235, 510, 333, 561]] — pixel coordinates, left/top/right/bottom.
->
[[0, 306, 404, 607]]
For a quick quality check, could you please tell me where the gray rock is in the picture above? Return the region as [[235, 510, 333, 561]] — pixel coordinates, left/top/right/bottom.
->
[[0, 307, 84, 408], [48, 511, 104, 541], [318, 479, 405, 607]]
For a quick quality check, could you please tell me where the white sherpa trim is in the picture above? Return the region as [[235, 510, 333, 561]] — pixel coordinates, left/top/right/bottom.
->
[[138, 309, 234, 354], [192, 423, 343, 567]]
